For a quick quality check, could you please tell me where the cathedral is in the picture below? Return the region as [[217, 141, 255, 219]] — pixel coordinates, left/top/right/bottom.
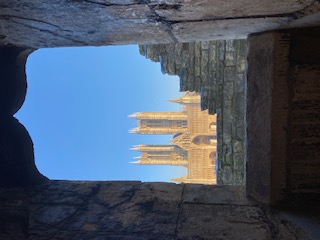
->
[[129, 92, 217, 185]]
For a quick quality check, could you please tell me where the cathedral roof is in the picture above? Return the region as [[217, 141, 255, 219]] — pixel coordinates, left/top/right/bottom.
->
[[171, 176, 187, 183], [171, 133, 191, 150]]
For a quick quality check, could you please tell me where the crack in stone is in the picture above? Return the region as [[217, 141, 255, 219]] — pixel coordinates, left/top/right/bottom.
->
[[47, 183, 102, 239], [147, 4, 178, 43], [292, 0, 320, 18], [104, 182, 143, 211], [260, 207, 281, 240], [227, 220, 264, 225], [168, 12, 295, 25], [183, 201, 257, 207], [9, 20, 87, 46], [174, 184, 185, 239], [84, 0, 151, 7], [0, 15, 63, 31]]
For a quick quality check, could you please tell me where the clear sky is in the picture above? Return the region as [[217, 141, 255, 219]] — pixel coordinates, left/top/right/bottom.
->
[[15, 45, 188, 182]]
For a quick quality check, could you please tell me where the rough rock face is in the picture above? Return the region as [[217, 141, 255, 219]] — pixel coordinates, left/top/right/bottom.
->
[[139, 40, 246, 185], [0, 181, 310, 240], [0, 1, 319, 48]]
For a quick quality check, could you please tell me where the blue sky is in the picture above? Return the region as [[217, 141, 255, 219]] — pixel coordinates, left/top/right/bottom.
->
[[15, 45, 187, 182]]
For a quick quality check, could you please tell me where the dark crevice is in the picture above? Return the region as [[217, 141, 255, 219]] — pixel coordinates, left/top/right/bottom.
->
[[152, 3, 182, 11], [84, 0, 151, 7], [183, 201, 258, 207], [260, 207, 281, 240], [147, 4, 178, 43], [293, 0, 320, 18], [167, 12, 296, 25], [174, 184, 185, 238]]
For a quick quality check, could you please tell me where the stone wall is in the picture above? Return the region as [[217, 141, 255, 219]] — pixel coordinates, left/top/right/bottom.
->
[[246, 28, 320, 206], [139, 40, 246, 185], [0, 1, 319, 48], [287, 29, 320, 207], [0, 181, 309, 240]]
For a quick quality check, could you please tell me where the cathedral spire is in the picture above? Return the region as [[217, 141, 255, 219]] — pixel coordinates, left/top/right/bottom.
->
[[129, 161, 140, 164], [128, 128, 139, 133], [128, 112, 140, 118], [169, 94, 201, 104]]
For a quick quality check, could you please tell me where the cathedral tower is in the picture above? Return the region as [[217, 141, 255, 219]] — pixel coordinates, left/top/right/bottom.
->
[[130, 145, 188, 166], [129, 112, 187, 134], [130, 92, 217, 185]]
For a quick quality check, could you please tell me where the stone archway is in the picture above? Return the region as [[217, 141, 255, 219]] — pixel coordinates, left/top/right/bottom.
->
[[0, 1, 320, 239]]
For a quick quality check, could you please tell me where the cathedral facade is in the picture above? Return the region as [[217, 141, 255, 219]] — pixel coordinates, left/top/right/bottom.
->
[[129, 92, 217, 185]]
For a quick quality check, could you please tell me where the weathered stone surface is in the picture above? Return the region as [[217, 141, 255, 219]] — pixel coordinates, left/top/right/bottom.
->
[[0, 1, 319, 48], [246, 33, 279, 204], [183, 184, 248, 205], [177, 204, 271, 240], [152, 0, 314, 21], [172, 18, 291, 42], [0, 181, 311, 240], [246, 28, 320, 206]]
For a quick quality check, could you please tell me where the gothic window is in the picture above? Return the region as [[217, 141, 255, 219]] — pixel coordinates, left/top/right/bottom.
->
[[209, 122, 216, 131], [176, 120, 187, 128], [193, 135, 216, 146], [209, 152, 216, 160]]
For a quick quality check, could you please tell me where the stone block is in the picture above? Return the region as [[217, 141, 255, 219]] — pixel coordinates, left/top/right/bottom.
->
[[217, 40, 225, 61], [235, 74, 245, 93], [183, 185, 247, 204], [237, 58, 246, 73], [233, 93, 245, 115], [225, 51, 236, 66], [225, 40, 235, 51], [209, 42, 217, 61], [233, 169, 245, 185], [172, 18, 290, 42], [220, 166, 233, 184], [201, 41, 209, 50], [225, 153, 234, 165], [236, 126, 245, 141], [194, 57, 201, 76], [194, 42, 201, 57], [152, 0, 311, 21], [200, 48, 209, 83], [177, 203, 270, 240], [233, 140, 244, 154], [29, 181, 183, 239], [174, 43, 183, 71], [234, 153, 244, 169], [1, 2, 177, 47], [224, 66, 237, 82], [181, 47, 190, 68]]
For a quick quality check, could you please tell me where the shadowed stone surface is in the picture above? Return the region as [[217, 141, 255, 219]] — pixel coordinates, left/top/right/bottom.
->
[[246, 28, 320, 206], [0, 181, 310, 240], [0, 1, 319, 48]]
